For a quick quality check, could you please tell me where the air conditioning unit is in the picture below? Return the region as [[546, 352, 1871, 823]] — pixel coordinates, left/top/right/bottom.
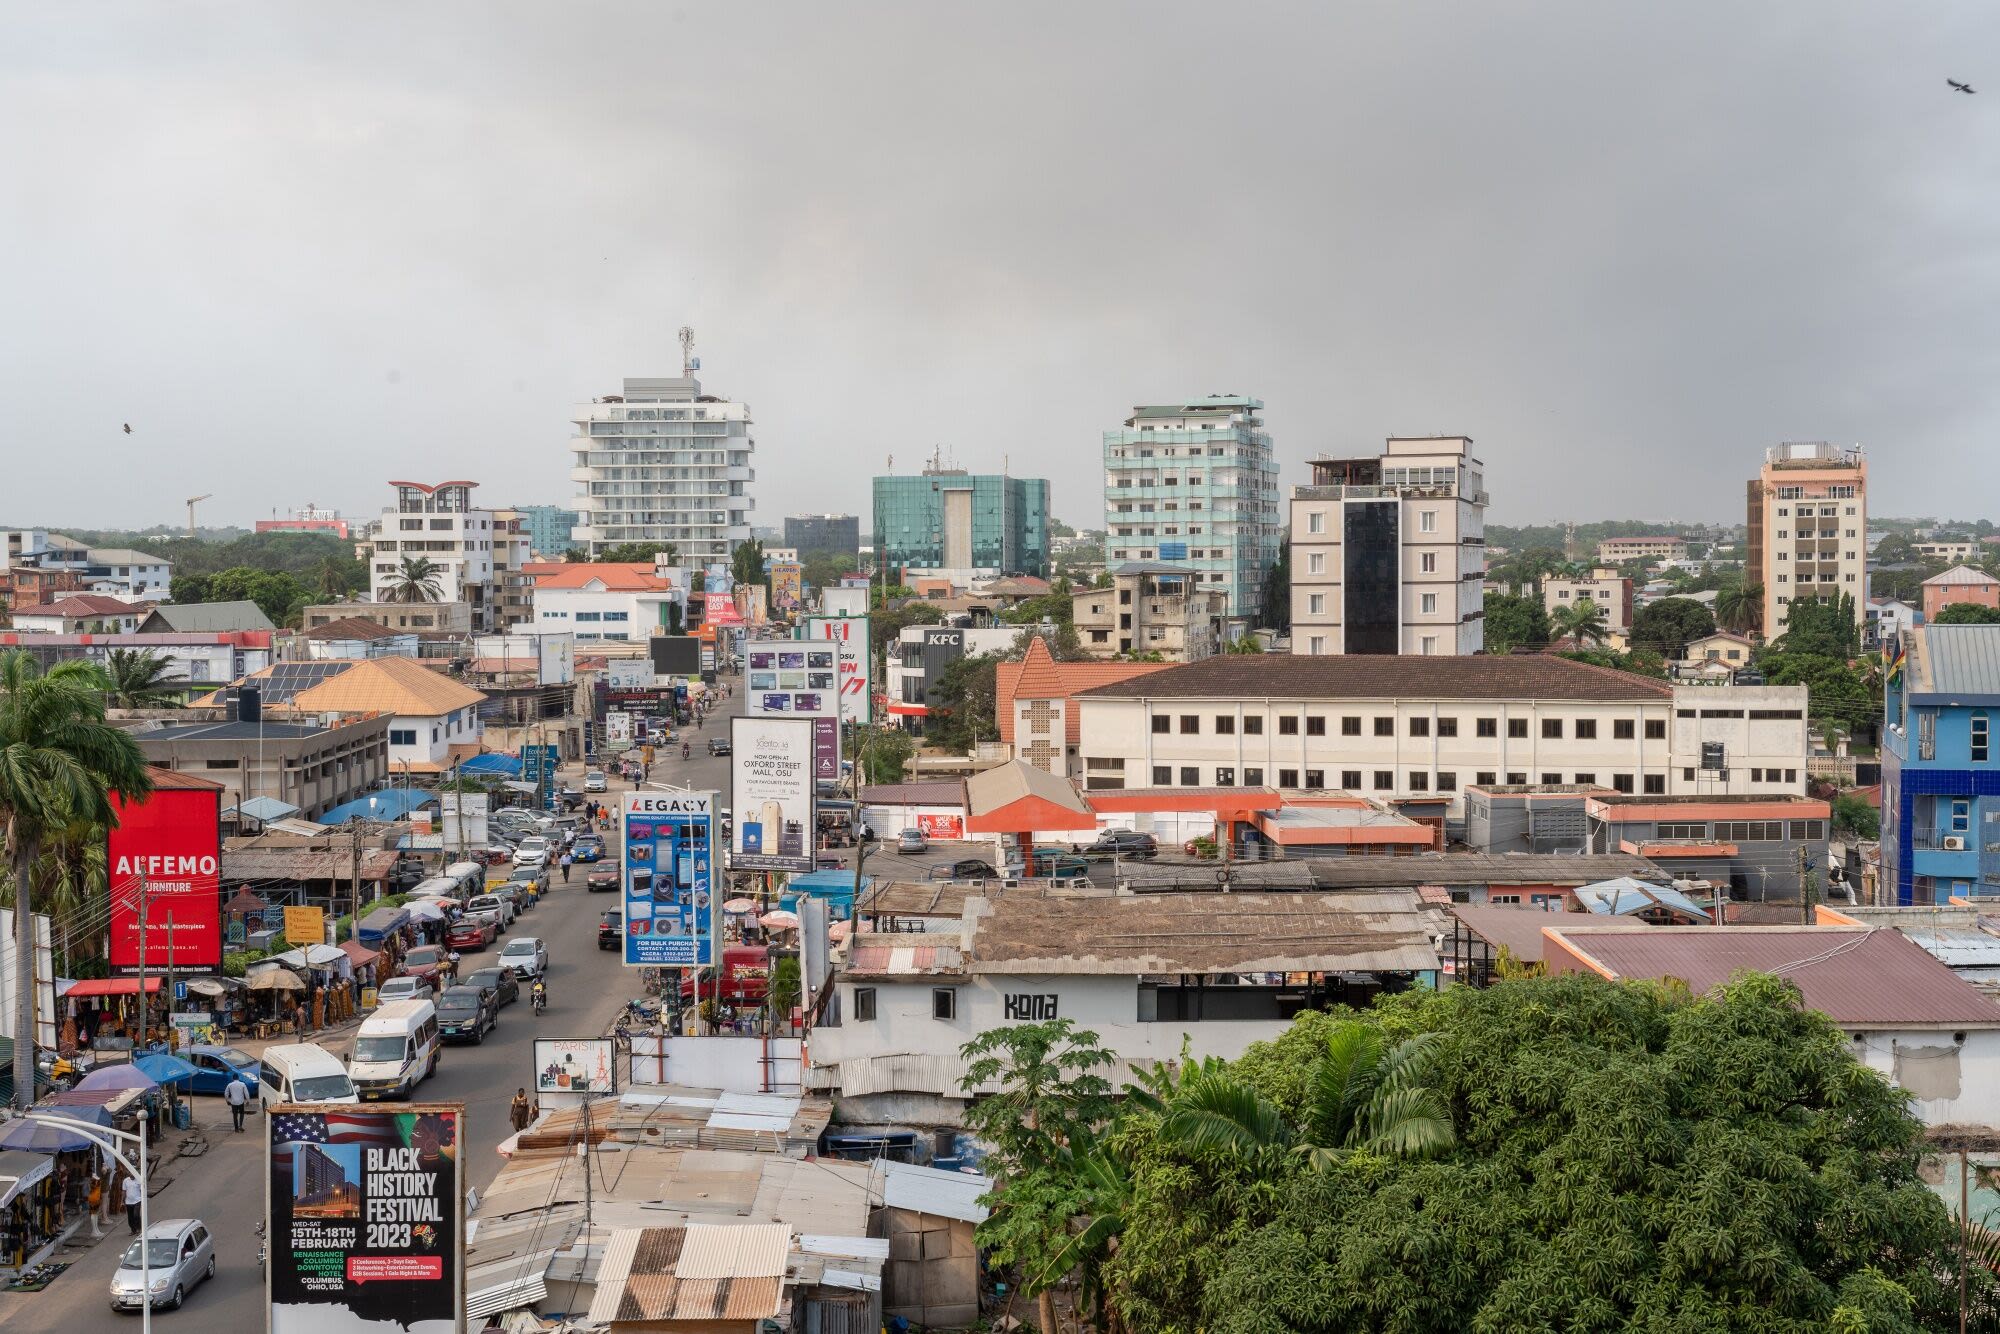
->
[[1943, 836, 1968, 851]]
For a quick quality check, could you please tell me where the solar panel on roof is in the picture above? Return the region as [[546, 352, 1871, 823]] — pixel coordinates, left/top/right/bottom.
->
[[255, 661, 351, 703]]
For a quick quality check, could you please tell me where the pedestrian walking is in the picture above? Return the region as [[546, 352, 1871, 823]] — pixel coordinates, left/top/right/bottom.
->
[[509, 1088, 534, 1132], [122, 1171, 143, 1234], [560, 852, 573, 884], [86, 1173, 103, 1238], [225, 1076, 249, 1132]]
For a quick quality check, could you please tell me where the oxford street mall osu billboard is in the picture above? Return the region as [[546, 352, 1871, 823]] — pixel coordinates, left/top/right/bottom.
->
[[108, 782, 223, 972], [269, 1104, 463, 1333]]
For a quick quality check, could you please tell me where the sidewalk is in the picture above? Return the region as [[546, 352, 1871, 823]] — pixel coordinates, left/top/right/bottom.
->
[[230, 1011, 364, 1061]]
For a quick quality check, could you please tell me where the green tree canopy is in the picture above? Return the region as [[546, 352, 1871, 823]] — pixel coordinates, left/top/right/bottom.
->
[[1933, 601, 2000, 624], [1629, 596, 1716, 658], [1763, 652, 1876, 732], [594, 541, 679, 566], [1107, 974, 1982, 1332], [1482, 593, 1550, 652], [1776, 593, 1860, 659], [1257, 537, 1291, 630], [102, 648, 182, 708]]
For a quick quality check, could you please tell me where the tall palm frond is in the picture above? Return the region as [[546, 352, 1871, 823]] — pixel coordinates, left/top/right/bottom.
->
[[1353, 1085, 1457, 1159], [103, 648, 182, 708], [1159, 1070, 1293, 1160], [386, 556, 444, 604]]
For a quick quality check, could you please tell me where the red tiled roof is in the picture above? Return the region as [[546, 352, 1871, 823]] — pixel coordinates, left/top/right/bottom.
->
[[995, 637, 1176, 744], [141, 766, 226, 792], [1071, 652, 1675, 703], [11, 594, 149, 618], [1545, 926, 2000, 1027], [532, 563, 674, 591], [303, 616, 397, 641]]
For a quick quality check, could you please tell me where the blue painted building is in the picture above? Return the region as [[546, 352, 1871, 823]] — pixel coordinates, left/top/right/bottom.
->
[[1882, 624, 2000, 903]]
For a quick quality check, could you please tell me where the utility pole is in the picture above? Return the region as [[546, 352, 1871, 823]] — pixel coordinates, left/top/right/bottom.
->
[[1797, 844, 1815, 925], [350, 826, 363, 938], [135, 875, 149, 1048]]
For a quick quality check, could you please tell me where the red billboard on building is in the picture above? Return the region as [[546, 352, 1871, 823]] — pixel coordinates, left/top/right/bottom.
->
[[107, 772, 224, 971]]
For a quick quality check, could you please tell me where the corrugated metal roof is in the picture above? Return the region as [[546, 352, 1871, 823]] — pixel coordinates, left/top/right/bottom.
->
[[1126, 852, 1666, 892], [874, 1160, 993, 1223], [1549, 926, 2000, 1027], [1918, 625, 2000, 697], [1572, 877, 1712, 921], [678, 1222, 790, 1279], [966, 889, 1440, 976]]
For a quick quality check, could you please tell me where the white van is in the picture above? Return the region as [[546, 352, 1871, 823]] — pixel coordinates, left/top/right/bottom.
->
[[443, 861, 486, 898], [348, 999, 441, 1101], [259, 1043, 360, 1105]]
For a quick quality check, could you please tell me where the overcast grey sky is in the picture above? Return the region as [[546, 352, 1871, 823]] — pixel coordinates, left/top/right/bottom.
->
[[4, 3, 1995, 533]]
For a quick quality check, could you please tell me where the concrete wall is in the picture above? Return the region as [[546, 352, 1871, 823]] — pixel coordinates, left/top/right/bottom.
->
[[1849, 1027, 2000, 1129], [623, 1034, 805, 1094]]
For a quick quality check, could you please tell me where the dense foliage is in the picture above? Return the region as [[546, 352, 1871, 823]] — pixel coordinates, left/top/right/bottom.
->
[[1483, 594, 1553, 652], [1629, 596, 1717, 658], [969, 975, 1989, 1333], [1934, 602, 2000, 625]]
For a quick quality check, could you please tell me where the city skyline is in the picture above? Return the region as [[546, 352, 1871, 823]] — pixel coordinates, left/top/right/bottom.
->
[[7, 6, 1999, 530]]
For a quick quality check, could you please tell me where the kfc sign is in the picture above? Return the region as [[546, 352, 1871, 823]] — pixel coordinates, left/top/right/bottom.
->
[[108, 781, 224, 971]]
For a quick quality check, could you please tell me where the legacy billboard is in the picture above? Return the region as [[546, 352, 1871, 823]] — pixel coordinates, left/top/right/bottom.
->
[[108, 783, 223, 972], [622, 790, 715, 968], [729, 716, 816, 873], [268, 1104, 463, 1334], [806, 615, 873, 726]]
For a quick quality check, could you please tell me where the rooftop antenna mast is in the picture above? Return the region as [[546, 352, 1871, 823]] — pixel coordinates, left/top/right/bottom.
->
[[679, 326, 696, 377]]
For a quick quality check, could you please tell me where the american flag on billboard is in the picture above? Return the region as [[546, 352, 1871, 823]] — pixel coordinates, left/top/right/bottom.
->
[[271, 1111, 405, 1170]]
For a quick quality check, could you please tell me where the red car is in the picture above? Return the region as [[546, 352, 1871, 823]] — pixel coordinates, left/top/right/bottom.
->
[[401, 945, 453, 991], [446, 919, 495, 951]]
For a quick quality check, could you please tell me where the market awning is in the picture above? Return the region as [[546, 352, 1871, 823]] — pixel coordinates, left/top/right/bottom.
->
[[246, 970, 306, 992], [2, 1107, 112, 1154], [64, 976, 162, 998], [186, 978, 235, 997], [340, 940, 380, 966], [0, 1152, 52, 1205]]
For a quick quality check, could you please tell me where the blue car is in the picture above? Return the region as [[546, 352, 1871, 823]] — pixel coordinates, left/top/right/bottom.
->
[[180, 1044, 261, 1097], [572, 836, 605, 863]]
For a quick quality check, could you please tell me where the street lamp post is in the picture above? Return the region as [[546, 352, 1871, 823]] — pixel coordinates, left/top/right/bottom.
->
[[26, 1111, 151, 1332]]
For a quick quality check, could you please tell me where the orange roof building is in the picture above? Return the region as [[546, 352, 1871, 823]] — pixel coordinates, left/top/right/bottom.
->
[[995, 636, 1174, 773]]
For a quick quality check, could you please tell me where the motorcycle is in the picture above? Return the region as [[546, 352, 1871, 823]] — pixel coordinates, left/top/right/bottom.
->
[[531, 986, 547, 1017], [256, 1222, 266, 1273]]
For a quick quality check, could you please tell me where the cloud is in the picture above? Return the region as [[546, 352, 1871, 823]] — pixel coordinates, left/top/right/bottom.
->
[[2, 1, 1995, 532]]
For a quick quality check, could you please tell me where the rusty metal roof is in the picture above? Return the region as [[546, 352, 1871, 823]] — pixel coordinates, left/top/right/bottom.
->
[[588, 1223, 789, 1324], [1548, 926, 2000, 1028], [967, 889, 1440, 976]]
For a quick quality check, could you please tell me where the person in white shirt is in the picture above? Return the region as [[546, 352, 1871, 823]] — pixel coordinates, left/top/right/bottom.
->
[[224, 1077, 249, 1132], [123, 1172, 144, 1234]]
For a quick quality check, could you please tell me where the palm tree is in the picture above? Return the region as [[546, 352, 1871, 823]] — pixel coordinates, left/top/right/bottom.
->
[[1717, 582, 1762, 636], [0, 652, 152, 1108], [1552, 596, 1609, 648], [385, 555, 444, 604], [1160, 1022, 1455, 1170], [314, 556, 352, 600], [103, 648, 182, 708]]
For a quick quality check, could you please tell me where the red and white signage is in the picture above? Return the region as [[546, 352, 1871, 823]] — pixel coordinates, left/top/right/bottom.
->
[[915, 812, 966, 840], [108, 784, 223, 971], [805, 616, 873, 726]]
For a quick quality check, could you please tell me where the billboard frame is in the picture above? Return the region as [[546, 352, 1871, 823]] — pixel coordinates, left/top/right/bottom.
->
[[533, 1038, 618, 1096], [107, 783, 224, 973], [728, 716, 818, 874], [621, 790, 716, 969]]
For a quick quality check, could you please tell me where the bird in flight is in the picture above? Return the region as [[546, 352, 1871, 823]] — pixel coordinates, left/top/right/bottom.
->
[[122, 422, 132, 433], [1949, 79, 1976, 94]]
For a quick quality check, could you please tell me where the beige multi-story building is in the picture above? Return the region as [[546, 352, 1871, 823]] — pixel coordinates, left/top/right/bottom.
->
[[1596, 536, 1688, 564], [1289, 437, 1487, 657], [1914, 540, 1978, 565], [301, 600, 474, 635], [489, 508, 535, 629], [1543, 572, 1634, 635], [1072, 655, 1809, 806], [1746, 441, 1867, 637], [1071, 563, 1227, 661]]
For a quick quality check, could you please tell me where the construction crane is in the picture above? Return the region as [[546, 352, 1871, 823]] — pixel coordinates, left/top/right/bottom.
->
[[185, 494, 212, 540]]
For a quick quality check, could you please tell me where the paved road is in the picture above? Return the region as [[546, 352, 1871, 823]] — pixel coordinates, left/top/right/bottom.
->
[[0, 688, 749, 1329]]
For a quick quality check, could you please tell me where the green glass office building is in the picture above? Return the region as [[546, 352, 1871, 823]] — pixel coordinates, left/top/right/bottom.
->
[[872, 470, 1050, 578]]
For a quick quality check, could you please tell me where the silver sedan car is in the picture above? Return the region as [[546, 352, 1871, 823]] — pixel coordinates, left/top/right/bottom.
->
[[109, 1217, 215, 1312]]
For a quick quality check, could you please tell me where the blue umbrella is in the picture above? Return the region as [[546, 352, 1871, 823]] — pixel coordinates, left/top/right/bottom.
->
[[74, 1064, 159, 1094], [134, 1052, 198, 1089], [1, 1104, 111, 1153]]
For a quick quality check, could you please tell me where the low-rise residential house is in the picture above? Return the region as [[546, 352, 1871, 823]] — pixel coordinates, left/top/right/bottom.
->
[[133, 712, 392, 819], [136, 601, 276, 634], [809, 889, 1442, 1122], [1071, 655, 1811, 807], [1869, 597, 1919, 649], [1683, 630, 1755, 667], [0, 629, 275, 689], [1542, 924, 2000, 1128], [301, 617, 420, 660], [21, 537, 173, 601], [1921, 564, 2000, 621], [1070, 563, 1227, 660], [300, 599, 474, 635], [1543, 572, 1634, 635], [1583, 792, 1830, 902], [1915, 540, 1980, 565], [530, 563, 687, 643], [1883, 623, 2000, 904], [7, 594, 154, 633]]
